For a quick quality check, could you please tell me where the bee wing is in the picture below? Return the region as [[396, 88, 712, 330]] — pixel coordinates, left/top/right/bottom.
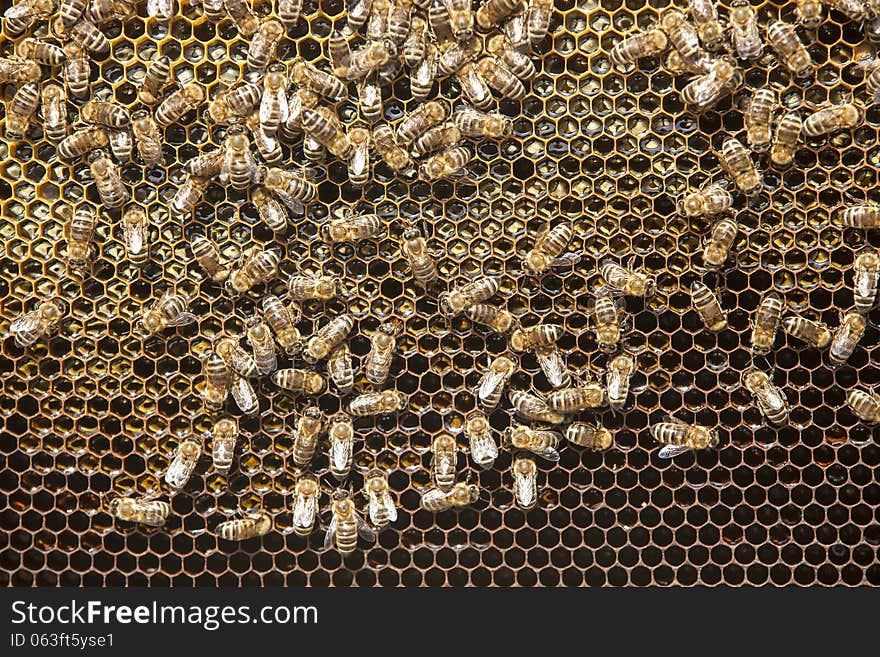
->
[[513, 468, 537, 507], [165, 312, 198, 327], [293, 494, 317, 529], [536, 349, 569, 388], [231, 375, 258, 414], [435, 452, 455, 476], [658, 444, 692, 459], [762, 385, 787, 411], [382, 491, 398, 523], [535, 445, 561, 462], [477, 368, 506, 401], [322, 515, 338, 550], [330, 437, 352, 472], [125, 218, 145, 255], [355, 511, 376, 543], [9, 311, 39, 335], [551, 252, 582, 269]]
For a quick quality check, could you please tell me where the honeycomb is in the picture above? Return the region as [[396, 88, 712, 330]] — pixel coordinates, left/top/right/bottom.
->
[[2, 0, 880, 588]]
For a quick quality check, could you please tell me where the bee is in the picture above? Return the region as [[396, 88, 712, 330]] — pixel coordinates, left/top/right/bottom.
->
[[55, 17, 111, 56], [827, 0, 865, 20], [61, 43, 89, 99], [230, 379, 257, 416], [509, 390, 566, 424], [225, 0, 260, 36], [304, 314, 355, 363], [526, 0, 553, 46], [402, 15, 427, 67], [465, 304, 515, 334], [0, 57, 41, 84], [366, 321, 400, 386], [189, 234, 230, 283], [59, 0, 88, 27], [522, 221, 574, 275], [781, 315, 832, 349], [720, 137, 761, 196], [81, 100, 130, 129], [342, 125, 371, 186], [5, 0, 56, 36], [688, 0, 724, 51], [795, 0, 822, 27], [803, 103, 862, 137], [443, 0, 473, 39], [244, 316, 277, 376], [476, 353, 516, 411], [410, 123, 461, 157], [767, 20, 812, 78], [206, 83, 262, 125], [328, 416, 356, 480], [122, 206, 149, 266], [678, 180, 732, 218], [420, 145, 471, 180], [373, 124, 416, 175], [248, 18, 284, 70], [396, 224, 438, 289], [504, 423, 561, 461], [566, 422, 613, 450], [292, 406, 325, 467], [225, 248, 280, 296], [357, 75, 384, 124], [183, 151, 223, 182], [87, 0, 136, 24], [487, 33, 536, 81], [271, 368, 326, 395], [475, 0, 520, 29], [215, 337, 259, 379], [291, 474, 321, 537], [261, 295, 302, 353], [652, 417, 719, 458], [464, 411, 498, 469], [129, 109, 163, 168], [590, 294, 623, 353], [321, 212, 384, 243], [137, 55, 171, 106], [830, 311, 867, 366], [251, 190, 289, 236], [386, 0, 413, 49], [428, 0, 453, 41], [457, 60, 494, 110], [88, 150, 128, 209], [108, 495, 171, 527], [106, 128, 133, 164], [431, 433, 458, 491], [277, 0, 303, 25], [508, 323, 563, 353], [329, 30, 352, 75], [742, 367, 789, 427], [511, 455, 538, 509], [290, 59, 347, 101], [546, 381, 606, 412], [140, 291, 197, 336], [476, 55, 527, 100], [302, 107, 353, 159], [861, 57, 880, 104], [328, 341, 354, 394], [610, 28, 668, 68], [303, 134, 325, 162], [599, 259, 656, 298], [216, 510, 272, 540], [744, 87, 775, 153], [606, 352, 634, 412], [348, 389, 407, 416], [247, 113, 283, 163], [342, 40, 392, 82], [203, 350, 230, 412], [846, 389, 880, 423], [65, 204, 97, 270], [210, 417, 238, 476], [440, 276, 501, 316], [421, 481, 480, 511], [436, 34, 481, 76], [659, 9, 708, 73], [750, 292, 783, 356], [155, 83, 206, 127], [364, 470, 397, 528], [164, 437, 201, 492], [702, 218, 738, 270], [4, 82, 39, 141], [220, 125, 258, 191], [729, 0, 763, 60], [17, 38, 66, 66], [840, 204, 880, 229], [396, 99, 450, 146], [9, 298, 65, 348], [452, 105, 513, 138], [770, 111, 802, 167], [853, 248, 880, 313], [286, 274, 338, 303], [324, 488, 376, 555], [257, 66, 288, 137], [262, 166, 318, 204]]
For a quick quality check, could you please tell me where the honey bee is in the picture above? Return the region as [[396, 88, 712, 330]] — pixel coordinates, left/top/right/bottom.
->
[[183, 150, 223, 181], [327, 415, 356, 480], [688, 0, 724, 51], [203, 350, 230, 412], [225, 0, 260, 36], [476, 353, 517, 410], [188, 234, 229, 283], [172, 174, 210, 215], [220, 125, 258, 191], [476, 55, 526, 100], [526, 0, 553, 46], [343, 40, 392, 81], [122, 206, 149, 266], [321, 212, 384, 243], [397, 100, 450, 145], [504, 423, 561, 461], [606, 352, 634, 412], [137, 55, 171, 106], [277, 0, 303, 25], [591, 294, 623, 353], [215, 337, 258, 379], [652, 416, 719, 458], [720, 137, 761, 196], [210, 417, 238, 476], [248, 113, 283, 164], [803, 102, 862, 137], [258, 66, 288, 137], [9, 298, 65, 348], [386, 0, 413, 49], [250, 188, 287, 234], [840, 203, 880, 229], [678, 180, 733, 218], [487, 33, 536, 81], [285, 274, 337, 302], [324, 488, 376, 554], [108, 495, 171, 527], [440, 276, 501, 316], [225, 248, 280, 296], [357, 73, 384, 120], [420, 145, 471, 180], [465, 304, 515, 333], [522, 221, 574, 276], [272, 368, 326, 395], [846, 389, 880, 423], [130, 109, 163, 168], [243, 316, 276, 376], [781, 315, 832, 349], [431, 433, 458, 491], [364, 470, 397, 528], [304, 313, 355, 363], [750, 292, 783, 356], [64, 204, 96, 270], [164, 436, 201, 492], [5, 0, 56, 36], [509, 323, 564, 353], [511, 455, 538, 509], [107, 128, 133, 164], [410, 123, 461, 157], [17, 38, 65, 66], [366, 321, 400, 386], [443, 0, 473, 39], [729, 0, 763, 60], [742, 367, 789, 427], [421, 481, 480, 511], [248, 18, 284, 70], [292, 406, 325, 467], [262, 166, 318, 204], [206, 83, 262, 125], [744, 87, 775, 153], [398, 223, 438, 287], [546, 381, 607, 412], [690, 281, 726, 332], [475, 0, 520, 29], [599, 259, 655, 298], [88, 150, 128, 209], [291, 474, 321, 536], [216, 510, 272, 540], [230, 380, 263, 418], [59, 0, 88, 27], [373, 124, 416, 175], [770, 111, 802, 167], [327, 343, 354, 394], [830, 311, 867, 366], [155, 82, 206, 127], [767, 20, 812, 79], [348, 389, 407, 416], [81, 100, 130, 129], [302, 107, 353, 159], [861, 56, 880, 104], [452, 105, 513, 138], [402, 15, 427, 68], [853, 248, 880, 314], [827, 0, 865, 20], [61, 43, 89, 99], [702, 217, 738, 270], [0, 57, 41, 84], [87, 0, 136, 24], [795, 0, 822, 28], [566, 422, 613, 450], [290, 59, 347, 101], [464, 411, 498, 469], [437, 35, 480, 78], [610, 28, 669, 68], [509, 390, 566, 424], [261, 294, 302, 353], [140, 291, 197, 336], [428, 0, 453, 41], [54, 17, 110, 56], [4, 82, 39, 141], [346, 126, 371, 186], [659, 9, 709, 73]]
